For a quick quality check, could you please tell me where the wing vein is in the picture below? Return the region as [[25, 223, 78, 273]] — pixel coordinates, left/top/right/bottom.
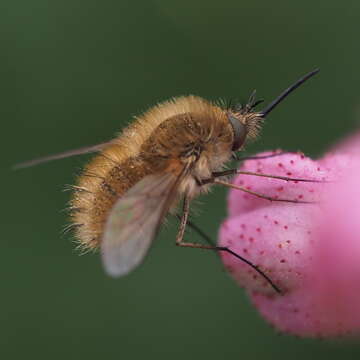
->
[[101, 161, 193, 277]]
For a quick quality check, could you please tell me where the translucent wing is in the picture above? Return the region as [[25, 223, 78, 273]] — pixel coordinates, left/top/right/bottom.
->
[[13, 141, 109, 169], [101, 170, 184, 277]]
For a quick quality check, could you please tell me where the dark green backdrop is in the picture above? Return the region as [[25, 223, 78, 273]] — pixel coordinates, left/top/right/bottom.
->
[[2, 1, 360, 359]]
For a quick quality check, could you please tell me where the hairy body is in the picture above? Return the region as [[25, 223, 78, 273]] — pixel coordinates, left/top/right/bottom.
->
[[71, 95, 260, 250], [15, 69, 318, 287]]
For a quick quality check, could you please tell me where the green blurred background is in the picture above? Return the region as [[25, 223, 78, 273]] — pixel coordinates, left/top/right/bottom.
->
[[2, 0, 360, 359]]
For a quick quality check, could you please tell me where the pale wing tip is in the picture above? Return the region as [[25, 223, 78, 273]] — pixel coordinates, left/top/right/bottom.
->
[[11, 162, 29, 170], [101, 244, 141, 278], [102, 253, 133, 278]]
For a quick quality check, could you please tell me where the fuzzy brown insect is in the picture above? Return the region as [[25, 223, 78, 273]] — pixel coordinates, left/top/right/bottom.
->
[[16, 69, 319, 292]]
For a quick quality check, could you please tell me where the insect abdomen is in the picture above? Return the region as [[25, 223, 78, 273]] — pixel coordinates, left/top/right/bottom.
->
[[70, 155, 150, 250]]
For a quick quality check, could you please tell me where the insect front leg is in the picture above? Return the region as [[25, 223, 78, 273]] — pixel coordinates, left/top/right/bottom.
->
[[208, 169, 324, 184], [232, 151, 290, 162], [212, 179, 315, 204], [196, 168, 322, 204]]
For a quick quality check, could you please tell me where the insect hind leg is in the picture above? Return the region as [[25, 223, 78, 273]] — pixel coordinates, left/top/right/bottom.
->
[[175, 197, 281, 294]]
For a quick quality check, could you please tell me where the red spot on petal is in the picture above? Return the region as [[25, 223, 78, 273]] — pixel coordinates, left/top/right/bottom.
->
[[298, 194, 303, 199], [277, 186, 284, 192], [295, 250, 301, 254], [240, 234, 244, 239], [278, 163, 284, 167], [259, 250, 265, 255], [243, 248, 248, 253], [274, 220, 279, 225], [290, 160, 295, 165], [249, 237, 254, 242], [280, 259, 286, 263], [256, 227, 261, 232], [226, 266, 234, 273], [287, 172, 292, 176], [284, 225, 288, 230]]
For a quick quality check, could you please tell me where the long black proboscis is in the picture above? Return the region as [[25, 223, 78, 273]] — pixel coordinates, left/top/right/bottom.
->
[[260, 68, 319, 118]]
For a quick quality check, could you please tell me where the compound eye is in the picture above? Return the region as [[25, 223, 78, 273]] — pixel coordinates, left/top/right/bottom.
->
[[228, 114, 247, 151]]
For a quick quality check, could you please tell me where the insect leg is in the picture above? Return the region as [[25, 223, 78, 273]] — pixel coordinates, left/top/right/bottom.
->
[[175, 214, 216, 247], [210, 169, 325, 183], [175, 197, 281, 293], [175, 196, 191, 245], [212, 179, 315, 204], [186, 220, 216, 247], [232, 151, 289, 162]]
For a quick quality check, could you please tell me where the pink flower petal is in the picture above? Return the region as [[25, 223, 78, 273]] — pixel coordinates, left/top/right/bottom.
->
[[219, 148, 360, 337], [220, 205, 320, 295], [228, 152, 326, 217]]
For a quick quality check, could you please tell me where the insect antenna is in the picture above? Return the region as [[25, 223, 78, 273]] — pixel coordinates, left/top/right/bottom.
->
[[260, 68, 319, 118]]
